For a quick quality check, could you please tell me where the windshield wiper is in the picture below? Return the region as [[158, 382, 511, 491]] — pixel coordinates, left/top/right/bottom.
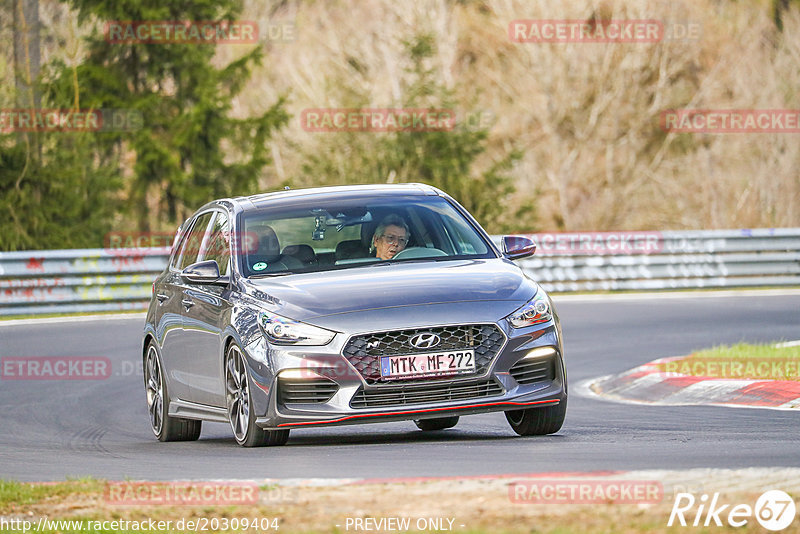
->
[[248, 271, 295, 278]]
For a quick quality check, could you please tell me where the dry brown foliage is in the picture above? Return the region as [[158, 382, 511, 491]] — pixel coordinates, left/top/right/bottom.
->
[[234, 0, 800, 231]]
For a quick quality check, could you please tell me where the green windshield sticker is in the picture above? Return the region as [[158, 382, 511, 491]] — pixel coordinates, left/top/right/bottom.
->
[[252, 262, 268, 271]]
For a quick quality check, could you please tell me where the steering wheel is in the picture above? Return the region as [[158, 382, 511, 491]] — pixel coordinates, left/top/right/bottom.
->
[[392, 247, 448, 259]]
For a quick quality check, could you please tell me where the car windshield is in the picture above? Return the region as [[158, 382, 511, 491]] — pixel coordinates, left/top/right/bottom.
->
[[238, 195, 495, 277]]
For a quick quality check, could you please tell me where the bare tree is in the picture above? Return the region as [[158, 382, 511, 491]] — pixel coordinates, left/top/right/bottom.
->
[[12, 0, 40, 154], [13, 0, 40, 108]]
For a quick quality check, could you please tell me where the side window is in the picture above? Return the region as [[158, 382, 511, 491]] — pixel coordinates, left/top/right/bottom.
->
[[169, 223, 188, 269], [178, 212, 214, 270], [201, 212, 231, 276]]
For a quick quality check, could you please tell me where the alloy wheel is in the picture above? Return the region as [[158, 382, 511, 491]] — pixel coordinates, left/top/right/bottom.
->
[[226, 345, 250, 442], [145, 345, 164, 436]]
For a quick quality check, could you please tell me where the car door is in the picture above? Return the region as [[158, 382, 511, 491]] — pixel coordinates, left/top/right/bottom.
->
[[155, 268, 188, 401], [164, 211, 215, 403], [179, 210, 232, 408], [156, 217, 208, 402]]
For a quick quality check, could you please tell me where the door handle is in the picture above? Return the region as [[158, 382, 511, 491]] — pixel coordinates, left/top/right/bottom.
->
[[156, 293, 169, 303], [181, 298, 194, 310]]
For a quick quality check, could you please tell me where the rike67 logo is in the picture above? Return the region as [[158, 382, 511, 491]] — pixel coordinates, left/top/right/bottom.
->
[[669, 490, 796, 531]]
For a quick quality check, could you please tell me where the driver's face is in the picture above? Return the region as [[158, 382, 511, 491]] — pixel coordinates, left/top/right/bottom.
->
[[374, 225, 408, 260]]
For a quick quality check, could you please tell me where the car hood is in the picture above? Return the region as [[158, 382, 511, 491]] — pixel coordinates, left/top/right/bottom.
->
[[241, 258, 536, 327]]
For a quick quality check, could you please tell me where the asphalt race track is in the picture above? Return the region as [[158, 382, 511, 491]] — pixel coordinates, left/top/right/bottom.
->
[[1, 292, 798, 482]]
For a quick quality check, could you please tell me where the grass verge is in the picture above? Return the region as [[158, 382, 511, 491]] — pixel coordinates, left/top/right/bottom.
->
[[0, 476, 797, 533]]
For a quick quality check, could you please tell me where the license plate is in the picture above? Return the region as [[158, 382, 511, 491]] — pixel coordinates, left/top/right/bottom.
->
[[380, 350, 475, 380]]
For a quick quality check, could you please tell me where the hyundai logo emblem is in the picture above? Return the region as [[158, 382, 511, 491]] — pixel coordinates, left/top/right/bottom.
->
[[409, 333, 441, 349]]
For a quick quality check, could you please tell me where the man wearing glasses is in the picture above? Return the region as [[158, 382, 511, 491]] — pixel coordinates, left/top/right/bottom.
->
[[371, 214, 409, 260]]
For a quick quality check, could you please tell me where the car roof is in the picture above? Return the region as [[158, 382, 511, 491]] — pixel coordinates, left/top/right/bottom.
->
[[231, 183, 442, 210]]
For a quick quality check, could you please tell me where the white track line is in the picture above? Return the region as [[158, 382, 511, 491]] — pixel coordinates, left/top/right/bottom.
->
[[576, 376, 800, 411], [552, 288, 800, 302], [0, 313, 146, 327], [99, 468, 800, 490]]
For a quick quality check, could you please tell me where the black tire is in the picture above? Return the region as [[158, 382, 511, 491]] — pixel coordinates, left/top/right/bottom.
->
[[413, 416, 460, 431], [225, 343, 290, 447], [144, 342, 202, 442], [505, 396, 567, 436]]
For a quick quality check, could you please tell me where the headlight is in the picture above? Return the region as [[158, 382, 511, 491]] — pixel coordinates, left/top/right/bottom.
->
[[258, 311, 335, 346], [507, 291, 552, 328]]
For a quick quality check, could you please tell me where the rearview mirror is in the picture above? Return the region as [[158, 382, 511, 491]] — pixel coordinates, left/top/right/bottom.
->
[[501, 235, 536, 260], [181, 260, 225, 284]]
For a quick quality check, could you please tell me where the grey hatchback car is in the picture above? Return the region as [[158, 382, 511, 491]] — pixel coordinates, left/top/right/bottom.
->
[[143, 184, 566, 446]]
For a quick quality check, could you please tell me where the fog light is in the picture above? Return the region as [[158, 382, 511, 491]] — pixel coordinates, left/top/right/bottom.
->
[[522, 346, 557, 360], [278, 368, 322, 380]]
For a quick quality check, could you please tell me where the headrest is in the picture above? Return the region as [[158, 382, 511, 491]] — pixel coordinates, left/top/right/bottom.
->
[[282, 244, 316, 264], [335, 239, 367, 260], [256, 226, 281, 263]]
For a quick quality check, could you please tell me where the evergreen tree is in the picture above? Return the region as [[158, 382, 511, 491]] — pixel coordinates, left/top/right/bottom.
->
[[0, 0, 288, 251], [64, 0, 288, 229]]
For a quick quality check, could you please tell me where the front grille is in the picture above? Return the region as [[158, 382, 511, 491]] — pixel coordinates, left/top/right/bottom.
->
[[350, 378, 504, 409], [509, 355, 555, 385], [278, 377, 338, 404], [342, 324, 505, 384]]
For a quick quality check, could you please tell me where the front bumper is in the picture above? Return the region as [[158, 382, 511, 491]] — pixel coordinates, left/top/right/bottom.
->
[[244, 320, 565, 430]]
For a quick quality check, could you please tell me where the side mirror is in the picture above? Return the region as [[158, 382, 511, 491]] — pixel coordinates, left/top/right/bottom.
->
[[501, 235, 536, 260], [181, 260, 224, 284]]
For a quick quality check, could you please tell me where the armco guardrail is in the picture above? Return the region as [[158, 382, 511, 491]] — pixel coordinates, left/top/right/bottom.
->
[[1, 228, 799, 316], [0, 248, 170, 316], [514, 228, 800, 292]]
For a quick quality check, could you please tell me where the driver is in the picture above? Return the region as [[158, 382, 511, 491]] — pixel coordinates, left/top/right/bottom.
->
[[371, 214, 409, 260]]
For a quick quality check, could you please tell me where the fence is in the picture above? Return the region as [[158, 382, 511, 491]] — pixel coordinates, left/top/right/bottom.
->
[[513, 228, 800, 292], [0, 248, 169, 316], [1, 228, 799, 316]]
